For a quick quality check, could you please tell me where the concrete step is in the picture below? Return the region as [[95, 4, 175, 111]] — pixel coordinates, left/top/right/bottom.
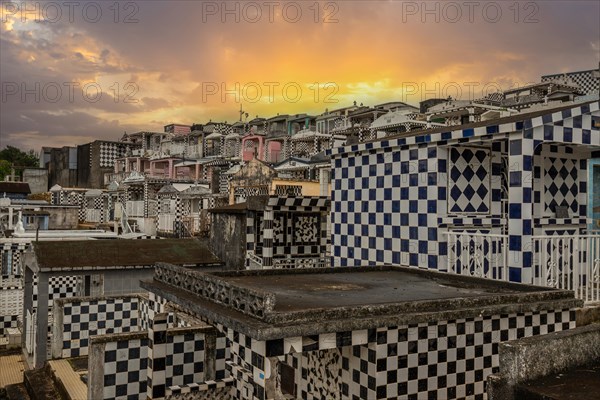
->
[[48, 360, 87, 400], [23, 367, 62, 400]]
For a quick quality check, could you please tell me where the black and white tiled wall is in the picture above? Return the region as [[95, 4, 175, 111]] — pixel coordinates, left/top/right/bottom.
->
[[102, 335, 149, 400], [60, 296, 143, 358], [330, 102, 600, 284], [215, 308, 575, 400], [339, 309, 575, 399]]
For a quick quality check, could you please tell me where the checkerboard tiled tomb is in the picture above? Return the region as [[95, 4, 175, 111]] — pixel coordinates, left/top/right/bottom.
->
[[53, 294, 147, 358], [329, 101, 600, 283], [142, 264, 583, 400], [84, 294, 231, 400], [243, 196, 330, 269], [216, 309, 576, 400]]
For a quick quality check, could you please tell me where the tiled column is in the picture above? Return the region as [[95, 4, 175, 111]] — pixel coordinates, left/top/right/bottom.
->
[[144, 181, 149, 218], [227, 329, 266, 400], [175, 196, 183, 237], [283, 138, 290, 160], [262, 210, 274, 269], [507, 134, 535, 283], [156, 196, 161, 233], [321, 210, 330, 259], [147, 312, 172, 399], [246, 212, 256, 269]]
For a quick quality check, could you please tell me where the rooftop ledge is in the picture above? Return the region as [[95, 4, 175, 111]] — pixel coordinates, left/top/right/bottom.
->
[[141, 264, 582, 341]]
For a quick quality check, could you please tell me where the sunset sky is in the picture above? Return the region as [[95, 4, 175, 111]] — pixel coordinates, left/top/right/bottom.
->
[[1, 0, 598, 150]]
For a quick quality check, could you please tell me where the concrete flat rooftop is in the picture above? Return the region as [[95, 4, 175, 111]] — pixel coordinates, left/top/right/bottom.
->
[[225, 269, 530, 312], [143, 265, 583, 340]]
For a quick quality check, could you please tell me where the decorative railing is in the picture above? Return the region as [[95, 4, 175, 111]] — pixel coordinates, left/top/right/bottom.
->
[[158, 214, 176, 232], [272, 256, 329, 269], [113, 203, 133, 233], [445, 231, 509, 281], [126, 200, 145, 217], [533, 235, 600, 302], [104, 171, 147, 185], [274, 185, 302, 196], [154, 263, 275, 319], [246, 251, 263, 269], [85, 209, 102, 223]]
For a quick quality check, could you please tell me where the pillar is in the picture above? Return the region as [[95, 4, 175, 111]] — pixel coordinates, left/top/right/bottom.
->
[[146, 312, 172, 400], [144, 181, 149, 218], [262, 209, 274, 269], [507, 134, 535, 283]]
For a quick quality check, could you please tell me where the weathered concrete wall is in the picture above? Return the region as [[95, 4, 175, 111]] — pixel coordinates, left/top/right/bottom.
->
[[44, 206, 79, 229], [210, 212, 246, 270], [47, 147, 78, 188], [77, 141, 114, 188], [229, 158, 277, 203], [22, 168, 48, 193], [103, 268, 155, 295], [487, 323, 600, 400], [76, 143, 92, 188]]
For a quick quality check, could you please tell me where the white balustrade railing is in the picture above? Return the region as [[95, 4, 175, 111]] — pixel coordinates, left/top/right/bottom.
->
[[126, 200, 145, 217], [158, 214, 176, 232], [533, 235, 600, 302], [246, 251, 263, 269], [445, 231, 509, 281], [85, 209, 102, 223], [118, 204, 134, 234], [272, 257, 329, 269]]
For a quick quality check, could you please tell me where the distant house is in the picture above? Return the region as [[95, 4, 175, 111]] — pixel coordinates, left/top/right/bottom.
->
[[228, 158, 323, 204], [0, 181, 31, 200], [541, 68, 600, 96]]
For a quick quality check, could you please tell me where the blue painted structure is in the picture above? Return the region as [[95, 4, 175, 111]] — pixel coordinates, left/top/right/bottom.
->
[[329, 101, 600, 283]]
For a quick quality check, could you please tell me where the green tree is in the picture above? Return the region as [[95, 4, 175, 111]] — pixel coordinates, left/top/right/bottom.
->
[[0, 146, 40, 180], [0, 146, 39, 166], [0, 160, 11, 181]]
